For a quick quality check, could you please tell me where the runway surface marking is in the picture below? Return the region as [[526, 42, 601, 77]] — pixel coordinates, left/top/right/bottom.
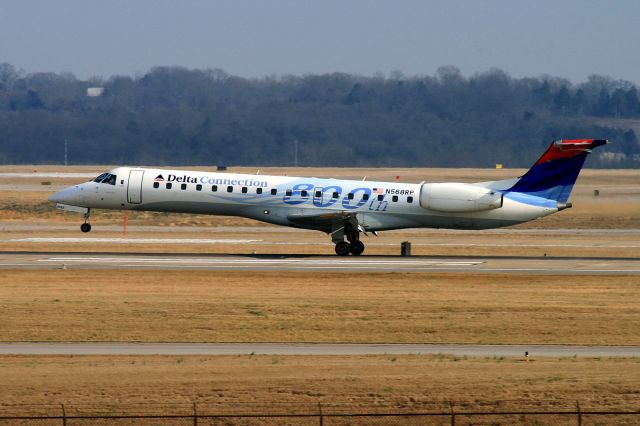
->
[[1, 253, 639, 274], [37, 257, 483, 269], [0, 172, 96, 178], [40, 257, 481, 265], [6, 237, 638, 248], [11, 238, 262, 244], [0, 342, 637, 357]]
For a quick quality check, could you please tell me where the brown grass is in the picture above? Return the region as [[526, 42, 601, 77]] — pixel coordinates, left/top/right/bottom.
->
[[1, 270, 638, 344], [0, 354, 638, 411]]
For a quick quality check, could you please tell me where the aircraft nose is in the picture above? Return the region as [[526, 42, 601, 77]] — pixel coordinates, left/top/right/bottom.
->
[[48, 186, 83, 205]]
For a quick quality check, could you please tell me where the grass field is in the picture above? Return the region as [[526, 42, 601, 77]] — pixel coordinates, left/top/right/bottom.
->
[[1, 270, 638, 345], [1, 354, 638, 411]]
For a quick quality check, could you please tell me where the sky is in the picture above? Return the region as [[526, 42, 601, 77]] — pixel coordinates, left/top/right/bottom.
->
[[1, 0, 639, 84]]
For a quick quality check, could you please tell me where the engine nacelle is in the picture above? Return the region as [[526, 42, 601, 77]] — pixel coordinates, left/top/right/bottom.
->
[[420, 183, 503, 213]]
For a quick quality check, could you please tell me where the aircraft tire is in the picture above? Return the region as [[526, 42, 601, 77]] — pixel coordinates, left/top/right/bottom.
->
[[350, 240, 365, 255], [335, 241, 351, 256], [80, 223, 92, 233]]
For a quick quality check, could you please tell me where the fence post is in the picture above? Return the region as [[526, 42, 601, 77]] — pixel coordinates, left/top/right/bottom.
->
[[576, 400, 581, 426], [449, 401, 455, 426], [193, 402, 197, 426], [318, 401, 323, 426], [61, 404, 66, 426]]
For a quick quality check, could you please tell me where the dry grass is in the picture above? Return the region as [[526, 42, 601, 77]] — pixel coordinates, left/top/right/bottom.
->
[[0, 354, 638, 411], [0, 270, 638, 344]]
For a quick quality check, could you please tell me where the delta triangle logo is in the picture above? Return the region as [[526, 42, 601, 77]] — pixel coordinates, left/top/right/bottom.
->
[[154, 174, 165, 182]]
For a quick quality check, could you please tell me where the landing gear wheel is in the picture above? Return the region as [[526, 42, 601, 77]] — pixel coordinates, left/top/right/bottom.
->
[[350, 240, 365, 256], [335, 241, 351, 256], [80, 223, 92, 233]]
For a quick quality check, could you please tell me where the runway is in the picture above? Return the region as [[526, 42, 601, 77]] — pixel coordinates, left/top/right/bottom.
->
[[0, 251, 639, 274], [0, 342, 637, 357]]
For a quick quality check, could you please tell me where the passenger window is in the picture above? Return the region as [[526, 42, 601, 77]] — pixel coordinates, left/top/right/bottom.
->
[[407, 196, 413, 203], [347, 193, 354, 200], [153, 182, 159, 189], [315, 191, 321, 198], [212, 185, 217, 192], [181, 183, 187, 190], [242, 187, 248, 194], [256, 188, 263, 194], [333, 192, 339, 198], [271, 188, 277, 195], [392, 195, 398, 202], [301, 190, 308, 197], [362, 194, 369, 201], [286, 189, 292, 196], [196, 184, 202, 191], [377, 194, 384, 201], [166, 182, 172, 189], [227, 186, 233, 193]]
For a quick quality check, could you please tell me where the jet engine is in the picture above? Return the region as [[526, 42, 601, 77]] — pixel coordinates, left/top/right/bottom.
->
[[419, 183, 503, 213]]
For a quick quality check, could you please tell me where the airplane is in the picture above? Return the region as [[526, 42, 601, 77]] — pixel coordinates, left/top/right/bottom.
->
[[49, 139, 607, 256]]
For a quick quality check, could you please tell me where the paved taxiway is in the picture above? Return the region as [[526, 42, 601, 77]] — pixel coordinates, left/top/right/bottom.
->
[[1, 251, 639, 274], [0, 342, 637, 357]]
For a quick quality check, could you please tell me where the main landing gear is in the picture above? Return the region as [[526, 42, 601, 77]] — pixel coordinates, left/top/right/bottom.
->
[[332, 222, 366, 256], [80, 209, 91, 233], [334, 238, 366, 256]]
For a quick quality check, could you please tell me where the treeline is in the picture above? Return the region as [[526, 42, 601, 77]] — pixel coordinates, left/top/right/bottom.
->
[[0, 63, 638, 167]]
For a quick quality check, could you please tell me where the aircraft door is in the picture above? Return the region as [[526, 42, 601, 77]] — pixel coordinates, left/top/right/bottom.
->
[[127, 170, 144, 204], [313, 187, 323, 206]]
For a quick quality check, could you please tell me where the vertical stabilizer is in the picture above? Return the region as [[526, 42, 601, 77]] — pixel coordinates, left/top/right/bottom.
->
[[507, 139, 607, 202]]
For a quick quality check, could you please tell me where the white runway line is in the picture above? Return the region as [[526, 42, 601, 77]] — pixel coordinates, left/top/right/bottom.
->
[[12, 238, 262, 244], [409, 243, 640, 248], [0, 172, 96, 178], [7, 237, 638, 248], [0, 342, 638, 357], [39, 257, 484, 267]]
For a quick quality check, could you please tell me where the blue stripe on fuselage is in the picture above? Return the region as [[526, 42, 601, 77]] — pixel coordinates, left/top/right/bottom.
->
[[503, 191, 557, 208]]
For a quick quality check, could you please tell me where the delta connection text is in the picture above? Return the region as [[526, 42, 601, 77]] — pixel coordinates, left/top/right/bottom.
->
[[163, 174, 268, 187]]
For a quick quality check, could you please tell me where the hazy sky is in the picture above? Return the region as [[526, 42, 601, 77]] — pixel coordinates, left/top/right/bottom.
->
[[1, 0, 639, 84]]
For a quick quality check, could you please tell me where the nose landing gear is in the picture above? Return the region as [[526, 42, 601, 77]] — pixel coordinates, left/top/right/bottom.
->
[[80, 209, 91, 233]]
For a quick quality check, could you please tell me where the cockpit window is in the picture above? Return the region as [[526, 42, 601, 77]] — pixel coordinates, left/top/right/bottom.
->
[[93, 173, 108, 183], [93, 173, 117, 185]]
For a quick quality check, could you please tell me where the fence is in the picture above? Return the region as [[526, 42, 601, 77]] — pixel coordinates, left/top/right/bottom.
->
[[0, 400, 638, 425]]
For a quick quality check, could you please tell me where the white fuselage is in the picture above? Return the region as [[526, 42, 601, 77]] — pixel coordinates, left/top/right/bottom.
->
[[50, 166, 559, 232]]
